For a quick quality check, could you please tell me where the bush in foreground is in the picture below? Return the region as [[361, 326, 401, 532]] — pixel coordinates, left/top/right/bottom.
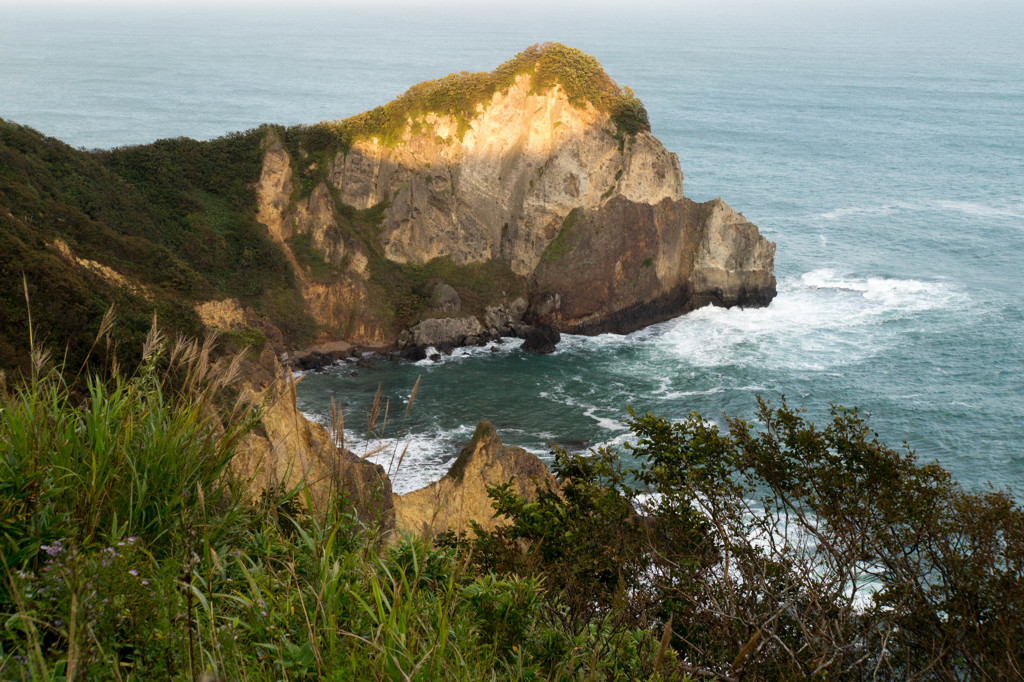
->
[[0, 329, 677, 680], [465, 400, 1024, 680]]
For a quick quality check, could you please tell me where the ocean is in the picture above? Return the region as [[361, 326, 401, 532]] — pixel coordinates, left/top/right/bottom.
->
[[3, 2, 1022, 493]]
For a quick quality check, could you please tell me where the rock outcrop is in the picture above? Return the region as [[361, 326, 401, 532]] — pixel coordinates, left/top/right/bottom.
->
[[393, 422, 555, 537], [331, 75, 682, 278], [521, 325, 561, 354], [254, 43, 776, 350], [229, 348, 394, 529], [409, 316, 485, 348], [528, 196, 776, 334]]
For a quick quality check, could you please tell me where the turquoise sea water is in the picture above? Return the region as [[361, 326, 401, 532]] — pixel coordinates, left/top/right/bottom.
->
[[3, 3, 1022, 493]]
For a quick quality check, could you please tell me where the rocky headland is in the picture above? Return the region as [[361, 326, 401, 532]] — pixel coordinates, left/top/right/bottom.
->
[[249, 43, 775, 358], [0, 43, 775, 530]]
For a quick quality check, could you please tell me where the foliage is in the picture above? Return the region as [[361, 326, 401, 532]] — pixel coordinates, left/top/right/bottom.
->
[[218, 326, 268, 358], [369, 255, 527, 330], [0, 119, 317, 375], [541, 208, 582, 264], [326, 43, 650, 147], [287, 232, 340, 282], [98, 130, 302, 306], [467, 398, 1024, 680], [279, 123, 351, 202], [0, 324, 257, 570], [609, 87, 650, 137], [0, 121, 206, 375], [0, 324, 673, 680]]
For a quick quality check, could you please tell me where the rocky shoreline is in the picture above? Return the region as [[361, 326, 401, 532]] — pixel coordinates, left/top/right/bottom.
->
[[285, 293, 567, 371]]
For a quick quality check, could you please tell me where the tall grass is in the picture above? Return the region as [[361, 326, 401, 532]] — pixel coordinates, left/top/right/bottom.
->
[[0, 315, 672, 680], [0, 322, 256, 566]]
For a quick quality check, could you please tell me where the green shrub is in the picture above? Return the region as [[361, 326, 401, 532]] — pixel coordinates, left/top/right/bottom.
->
[[0, 120, 318, 371], [467, 399, 1024, 680], [219, 326, 268, 357], [326, 43, 648, 147], [541, 208, 581, 264], [609, 87, 650, 136], [287, 232, 339, 282], [0, 326, 258, 567], [368, 255, 526, 329]]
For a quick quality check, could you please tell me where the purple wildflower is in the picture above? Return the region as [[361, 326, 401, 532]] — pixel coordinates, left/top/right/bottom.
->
[[41, 541, 64, 557]]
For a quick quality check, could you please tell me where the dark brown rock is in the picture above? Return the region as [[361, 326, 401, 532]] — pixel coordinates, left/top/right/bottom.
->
[[527, 196, 775, 335], [522, 325, 561, 353]]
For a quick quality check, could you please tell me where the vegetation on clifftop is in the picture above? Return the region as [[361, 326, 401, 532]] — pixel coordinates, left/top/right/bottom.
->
[[322, 43, 651, 147], [0, 120, 318, 375]]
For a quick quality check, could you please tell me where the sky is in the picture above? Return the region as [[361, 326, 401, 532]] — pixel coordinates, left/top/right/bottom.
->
[[1, 0, 1022, 15]]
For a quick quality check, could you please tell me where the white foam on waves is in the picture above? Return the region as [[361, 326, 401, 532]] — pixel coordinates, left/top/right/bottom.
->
[[540, 385, 628, 433], [934, 199, 1024, 221], [816, 198, 1024, 224], [412, 337, 525, 367], [655, 269, 967, 371], [343, 422, 479, 495]]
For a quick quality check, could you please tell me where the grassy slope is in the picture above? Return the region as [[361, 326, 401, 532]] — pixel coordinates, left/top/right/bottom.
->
[[0, 120, 316, 375]]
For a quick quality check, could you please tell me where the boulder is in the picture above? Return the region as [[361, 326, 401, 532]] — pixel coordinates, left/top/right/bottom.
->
[[431, 282, 462, 314], [410, 316, 485, 348], [522, 325, 561, 354], [483, 297, 529, 335]]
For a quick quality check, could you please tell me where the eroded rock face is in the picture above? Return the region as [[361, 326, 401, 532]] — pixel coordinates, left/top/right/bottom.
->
[[393, 421, 555, 536], [254, 134, 389, 347], [483, 298, 528, 335], [255, 134, 294, 243], [329, 75, 683, 278], [527, 196, 776, 335], [409, 316, 485, 348], [253, 50, 775, 350], [232, 350, 393, 528]]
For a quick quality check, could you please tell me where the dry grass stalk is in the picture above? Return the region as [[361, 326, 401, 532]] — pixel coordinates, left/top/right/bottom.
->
[[331, 396, 345, 453], [385, 375, 420, 477]]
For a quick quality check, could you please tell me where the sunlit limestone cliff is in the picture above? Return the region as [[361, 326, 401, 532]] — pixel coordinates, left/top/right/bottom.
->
[[255, 43, 776, 348]]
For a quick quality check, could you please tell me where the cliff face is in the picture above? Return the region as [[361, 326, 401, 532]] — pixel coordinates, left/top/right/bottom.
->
[[231, 348, 393, 528], [529, 196, 776, 334], [331, 74, 682, 277], [257, 45, 776, 345]]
